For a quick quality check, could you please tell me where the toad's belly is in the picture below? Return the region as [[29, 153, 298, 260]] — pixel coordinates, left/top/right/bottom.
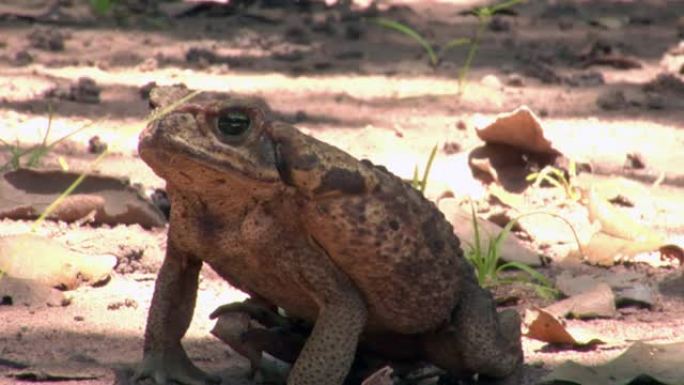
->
[[206, 247, 457, 334], [207, 258, 320, 322]]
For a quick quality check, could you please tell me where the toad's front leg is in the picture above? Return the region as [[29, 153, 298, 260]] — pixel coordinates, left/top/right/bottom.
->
[[286, 241, 367, 385], [134, 241, 219, 385]]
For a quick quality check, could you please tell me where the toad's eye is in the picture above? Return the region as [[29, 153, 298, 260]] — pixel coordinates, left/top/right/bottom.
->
[[217, 111, 250, 137]]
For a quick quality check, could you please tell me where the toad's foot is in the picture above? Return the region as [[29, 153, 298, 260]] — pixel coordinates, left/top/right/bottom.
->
[[133, 346, 220, 385]]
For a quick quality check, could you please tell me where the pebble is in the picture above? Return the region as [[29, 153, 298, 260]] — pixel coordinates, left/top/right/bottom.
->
[[506, 74, 525, 87], [481, 74, 502, 89], [28, 28, 65, 51], [596, 89, 627, 110]]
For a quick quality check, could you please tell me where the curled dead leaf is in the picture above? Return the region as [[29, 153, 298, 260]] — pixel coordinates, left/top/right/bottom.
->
[[476, 106, 560, 155], [0, 234, 116, 290], [523, 307, 604, 347]]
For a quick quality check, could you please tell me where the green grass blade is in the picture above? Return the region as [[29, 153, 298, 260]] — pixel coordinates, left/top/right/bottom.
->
[[458, 21, 486, 94], [412, 165, 420, 190], [146, 90, 202, 124], [371, 18, 438, 66], [42, 103, 53, 147], [439, 37, 471, 58], [490, 0, 527, 14], [32, 149, 109, 230], [419, 144, 438, 193], [90, 0, 113, 15]]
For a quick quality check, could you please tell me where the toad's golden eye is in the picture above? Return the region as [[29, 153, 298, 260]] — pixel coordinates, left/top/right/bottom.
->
[[217, 110, 250, 137]]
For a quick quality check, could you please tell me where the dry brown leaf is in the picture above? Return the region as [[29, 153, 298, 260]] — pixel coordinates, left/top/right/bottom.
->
[[543, 283, 616, 319], [0, 168, 166, 228], [0, 234, 116, 289], [0, 276, 67, 307], [579, 232, 661, 266], [586, 187, 663, 243], [476, 106, 560, 155], [544, 341, 684, 385], [524, 307, 604, 346]]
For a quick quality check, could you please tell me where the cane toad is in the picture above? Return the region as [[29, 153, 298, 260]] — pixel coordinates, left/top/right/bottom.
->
[[134, 90, 522, 385]]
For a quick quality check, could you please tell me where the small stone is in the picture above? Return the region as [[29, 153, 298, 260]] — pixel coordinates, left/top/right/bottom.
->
[[456, 120, 467, 130], [442, 142, 461, 155], [644, 92, 665, 110], [597, 89, 627, 110], [88, 136, 108, 154], [285, 25, 311, 45], [139, 81, 157, 100], [344, 23, 364, 40], [107, 298, 138, 310], [334, 50, 364, 60], [13, 50, 33, 66], [186, 47, 219, 65], [273, 49, 304, 62], [489, 16, 511, 32], [69, 77, 101, 104], [311, 14, 337, 35], [481, 74, 502, 89], [313, 61, 333, 70], [625, 152, 646, 169], [28, 28, 65, 51], [294, 110, 307, 122], [558, 18, 574, 30], [150, 188, 170, 219], [565, 71, 605, 87], [506, 74, 525, 87]]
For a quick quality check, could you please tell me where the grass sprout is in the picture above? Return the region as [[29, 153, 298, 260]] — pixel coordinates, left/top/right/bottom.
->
[[371, 18, 470, 67], [1, 105, 99, 172], [464, 202, 585, 299], [526, 160, 580, 201], [372, 0, 527, 94], [411, 144, 438, 194]]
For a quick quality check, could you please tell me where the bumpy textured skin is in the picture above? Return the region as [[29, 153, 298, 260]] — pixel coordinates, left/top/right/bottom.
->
[[135, 89, 522, 385]]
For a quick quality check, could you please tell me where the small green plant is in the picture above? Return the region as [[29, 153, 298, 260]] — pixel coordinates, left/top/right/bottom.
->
[[0, 106, 97, 172], [457, 0, 526, 92], [526, 160, 581, 201], [465, 202, 558, 298], [89, 0, 115, 15], [371, 18, 470, 67], [411, 144, 438, 194], [371, 0, 526, 93]]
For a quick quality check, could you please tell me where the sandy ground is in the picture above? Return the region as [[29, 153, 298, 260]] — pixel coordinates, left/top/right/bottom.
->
[[1, 0, 684, 384]]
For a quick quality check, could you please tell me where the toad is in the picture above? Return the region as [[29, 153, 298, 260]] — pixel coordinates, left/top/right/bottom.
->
[[134, 89, 522, 385]]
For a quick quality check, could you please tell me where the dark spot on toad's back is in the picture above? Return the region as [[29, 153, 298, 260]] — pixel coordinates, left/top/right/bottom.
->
[[389, 220, 399, 231], [314, 167, 365, 195]]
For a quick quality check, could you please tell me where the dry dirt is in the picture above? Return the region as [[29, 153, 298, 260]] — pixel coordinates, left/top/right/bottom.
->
[[1, 1, 684, 384]]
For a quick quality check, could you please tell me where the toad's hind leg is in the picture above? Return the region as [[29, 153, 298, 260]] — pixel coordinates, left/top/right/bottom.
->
[[286, 240, 367, 385], [423, 280, 522, 380]]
